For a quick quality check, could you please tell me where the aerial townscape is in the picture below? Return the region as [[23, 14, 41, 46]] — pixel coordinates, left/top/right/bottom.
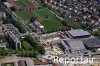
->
[[0, 0, 100, 66]]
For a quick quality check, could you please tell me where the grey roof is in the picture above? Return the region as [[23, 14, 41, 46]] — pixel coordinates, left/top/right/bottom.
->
[[3, 24, 20, 35], [61, 39, 87, 53], [67, 40, 86, 51], [61, 40, 70, 50], [68, 29, 91, 37], [83, 38, 100, 48]]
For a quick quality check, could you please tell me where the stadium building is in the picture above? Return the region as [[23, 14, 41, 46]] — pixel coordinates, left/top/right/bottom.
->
[[59, 39, 87, 54], [83, 38, 100, 50], [66, 29, 91, 38]]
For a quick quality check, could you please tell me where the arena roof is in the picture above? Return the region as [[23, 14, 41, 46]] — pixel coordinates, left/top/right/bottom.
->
[[63, 40, 86, 53], [67, 40, 86, 51], [68, 29, 91, 38], [61, 39, 87, 53], [83, 38, 100, 48]]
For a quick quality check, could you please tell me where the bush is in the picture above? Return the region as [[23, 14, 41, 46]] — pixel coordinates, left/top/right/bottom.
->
[[22, 41, 32, 50]]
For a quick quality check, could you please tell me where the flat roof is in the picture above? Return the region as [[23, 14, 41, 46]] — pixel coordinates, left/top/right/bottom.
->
[[68, 29, 91, 38], [3, 24, 20, 35], [83, 38, 100, 48], [67, 40, 86, 51]]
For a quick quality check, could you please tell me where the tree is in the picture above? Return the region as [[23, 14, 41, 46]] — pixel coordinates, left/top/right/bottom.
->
[[30, 17, 36, 23], [12, 21, 27, 33], [94, 31, 100, 37], [2, 17, 8, 24], [25, 34, 45, 54]]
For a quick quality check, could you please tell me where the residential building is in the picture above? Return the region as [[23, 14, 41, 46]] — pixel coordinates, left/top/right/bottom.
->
[[6, 32, 22, 49], [3, 24, 21, 49], [34, 21, 44, 29], [33, 21, 44, 33]]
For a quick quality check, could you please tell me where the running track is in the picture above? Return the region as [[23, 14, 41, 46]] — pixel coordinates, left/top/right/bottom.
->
[[7, 0, 38, 11]]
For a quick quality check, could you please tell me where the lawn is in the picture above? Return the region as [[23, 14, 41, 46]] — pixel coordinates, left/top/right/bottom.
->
[[42, 19, 64, 33], [16, 11, 34, 21], [14, 0, 32, 7], [33, 8, 54, 20], [15, 7, 64, 33], [16, 8, 54, 22], [22, 41, 32, 50]]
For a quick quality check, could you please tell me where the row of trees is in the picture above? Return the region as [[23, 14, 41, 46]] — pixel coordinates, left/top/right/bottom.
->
[[2, 13, 27, 33], [25, 34, 45, 54], [12, 20, 27, 33], [0, 49, 38, 57]]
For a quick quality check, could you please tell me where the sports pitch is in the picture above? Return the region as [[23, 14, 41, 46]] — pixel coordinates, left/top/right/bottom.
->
[[33, 8, 54, 20], [42, 19, 64, 33], [16, 11, 34, 21], [15, 3, 64, 33], [16, 8, 54, 21]]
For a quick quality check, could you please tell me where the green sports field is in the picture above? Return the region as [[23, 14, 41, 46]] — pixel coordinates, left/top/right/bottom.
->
[[14, 0, 32, 7], [16, 11, 34, 21], [42, 19, 64, 33], [16, 8, 54, 22], [16, 8, 64, 32], [15, 6, 64, 33], [33, 8, 54, 20]]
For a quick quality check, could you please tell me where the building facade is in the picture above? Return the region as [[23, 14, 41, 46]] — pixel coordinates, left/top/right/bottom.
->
[[3, 24, 21, 49]]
